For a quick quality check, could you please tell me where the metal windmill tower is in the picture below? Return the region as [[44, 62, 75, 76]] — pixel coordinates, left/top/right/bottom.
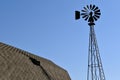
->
[[75, 4, 106, 80]]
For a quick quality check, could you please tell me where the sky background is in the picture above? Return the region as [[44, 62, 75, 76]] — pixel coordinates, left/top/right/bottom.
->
[[0, 0, 120, 80]]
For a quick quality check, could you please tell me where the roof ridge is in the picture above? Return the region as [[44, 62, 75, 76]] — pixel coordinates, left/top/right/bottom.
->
[[0, 42, 64, 69]]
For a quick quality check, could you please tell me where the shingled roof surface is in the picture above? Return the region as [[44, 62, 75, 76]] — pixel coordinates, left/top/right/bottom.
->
[[0, 42, 71, 80]]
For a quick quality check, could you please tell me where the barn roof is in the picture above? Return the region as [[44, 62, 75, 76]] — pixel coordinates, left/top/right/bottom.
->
[[0, 42, 71, 80]]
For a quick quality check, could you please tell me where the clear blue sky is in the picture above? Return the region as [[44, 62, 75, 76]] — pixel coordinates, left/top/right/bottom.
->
[[0, 0, 120, 80]]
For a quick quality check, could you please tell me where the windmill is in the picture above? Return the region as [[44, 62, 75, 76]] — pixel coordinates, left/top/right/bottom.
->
[[75, 4, 106, 80]]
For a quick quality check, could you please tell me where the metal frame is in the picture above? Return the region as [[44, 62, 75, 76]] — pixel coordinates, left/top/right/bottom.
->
[[87, 24, 106, 80]]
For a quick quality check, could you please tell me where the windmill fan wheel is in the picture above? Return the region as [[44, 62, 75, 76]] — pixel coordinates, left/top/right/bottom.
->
[[81, 4, 101, 23]]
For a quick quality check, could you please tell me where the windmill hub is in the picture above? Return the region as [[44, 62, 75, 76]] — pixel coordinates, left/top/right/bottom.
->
[[89, 12, 93, 16]]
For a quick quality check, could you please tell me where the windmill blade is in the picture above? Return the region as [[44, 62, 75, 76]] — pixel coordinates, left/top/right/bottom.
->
[[90, 4, 92, 10], [83, 7, 88, 11], [94, 15, 100, 19], [93, 7, 99, 11], [93, 16, 97, 21], [86, 5, 89, 10], [85, 16, 89, 21], [81, 10, 86, 12], [95, 9, 100, 13], [95, 12, 101, 15], [91, 5, 96, 10], [81, 13, 87, 15], [82, 15, 88, 19]]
